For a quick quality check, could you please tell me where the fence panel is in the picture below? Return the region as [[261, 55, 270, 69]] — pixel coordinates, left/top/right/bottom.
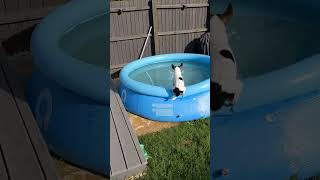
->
[[0, 0, 68, 41], [110, 0, 208, 69]]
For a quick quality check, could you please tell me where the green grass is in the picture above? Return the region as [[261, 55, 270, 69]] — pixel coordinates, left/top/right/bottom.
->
[[137, 119, 210, 180], [289, 174, 320, 180]]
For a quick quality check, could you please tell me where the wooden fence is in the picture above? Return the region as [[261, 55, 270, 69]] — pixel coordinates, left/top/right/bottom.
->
[[110, 0, 208, 69], [0, 0, 67, 42], [0, 0, 208, 70]]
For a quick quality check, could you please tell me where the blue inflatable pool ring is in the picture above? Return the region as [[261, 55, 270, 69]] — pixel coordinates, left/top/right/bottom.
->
[[31, 0, 108, 104], [27, 0, 109, 175], [211, 0, 320, 179], [119, 53, 210, 122]]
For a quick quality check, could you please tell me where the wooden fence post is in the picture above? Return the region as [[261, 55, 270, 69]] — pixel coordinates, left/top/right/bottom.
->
[[151, 0, 159, 55]]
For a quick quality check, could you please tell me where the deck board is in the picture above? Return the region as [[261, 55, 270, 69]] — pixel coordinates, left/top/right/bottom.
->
[[0, 51, 58, 180], [113, 87, 146, 164], [110, 111, 127, 176], [0, 65, 45, 180], [2, 56, 58, 180], [0, 146, 9, 180], [110, 89, 141, 168], [110, 82, 147, 179]]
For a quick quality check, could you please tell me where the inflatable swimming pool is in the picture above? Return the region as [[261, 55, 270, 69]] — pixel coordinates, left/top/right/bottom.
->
[[27, 0, 109, 175], [119, 53, 210, 122], [211, 0, 320, 179]]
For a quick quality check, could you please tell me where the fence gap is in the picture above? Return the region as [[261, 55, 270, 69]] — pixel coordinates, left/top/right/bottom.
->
[[151, 0, 159, 55]]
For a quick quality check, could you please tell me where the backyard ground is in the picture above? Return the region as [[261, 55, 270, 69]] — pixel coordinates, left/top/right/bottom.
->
[[54, 159, 107, 180], [128, 113, 181, 136], [128, 114, 210, 180], [290, 174, 320, 180]]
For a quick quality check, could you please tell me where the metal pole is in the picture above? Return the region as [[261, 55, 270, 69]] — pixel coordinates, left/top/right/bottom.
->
[[139, 26, 153, 59]]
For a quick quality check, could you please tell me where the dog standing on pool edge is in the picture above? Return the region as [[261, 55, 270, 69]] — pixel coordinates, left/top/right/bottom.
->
[[172, 63, 186, 100], [211, 3, 242, 111]]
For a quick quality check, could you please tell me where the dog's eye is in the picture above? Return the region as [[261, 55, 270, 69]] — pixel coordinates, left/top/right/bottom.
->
[[220, 49, 234, 62], [179, 77, 183, 80]]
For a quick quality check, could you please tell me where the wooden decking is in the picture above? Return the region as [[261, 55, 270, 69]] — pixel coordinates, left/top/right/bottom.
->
[[0, 51, 58, 179], [110, 80, 147, 180], [0, 49, 147, 180]]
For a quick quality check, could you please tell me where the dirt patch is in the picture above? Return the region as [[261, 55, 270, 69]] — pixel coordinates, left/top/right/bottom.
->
[[128, 113, 180, 136], [181, 139, 193, 147], [54, 159, 108, 180]]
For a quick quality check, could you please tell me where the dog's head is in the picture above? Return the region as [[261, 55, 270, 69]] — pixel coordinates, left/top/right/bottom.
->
[[216, 3, 233, 25], [171, 63, 183, 76], [211, 3, 236, 79], [171, 63, 183, 69], [210, 3, 234, 56]]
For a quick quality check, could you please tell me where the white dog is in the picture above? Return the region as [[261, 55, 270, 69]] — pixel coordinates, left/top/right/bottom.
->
[[210, 3, 242, 111], [172, 63, 186, 100]]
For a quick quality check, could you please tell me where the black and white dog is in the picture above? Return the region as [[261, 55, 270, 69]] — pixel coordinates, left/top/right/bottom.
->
[[172, 63, 186, 100], [210, 3, 242, 111]]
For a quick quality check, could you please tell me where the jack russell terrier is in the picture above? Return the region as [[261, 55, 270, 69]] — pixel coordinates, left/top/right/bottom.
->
[[172, 63, 186, 100], [210, 3, 242, 111]]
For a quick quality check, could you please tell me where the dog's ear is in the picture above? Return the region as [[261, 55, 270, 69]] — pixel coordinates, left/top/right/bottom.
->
[[217, 3, 233, 25], [171, 64, 175, 70], [178, 63, 183, 68]]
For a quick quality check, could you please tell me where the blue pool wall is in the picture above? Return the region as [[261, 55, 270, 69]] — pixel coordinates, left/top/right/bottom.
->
[[212, 90, 320, 179], [119, 84, 210, 122], [27, 70, 108, 174]]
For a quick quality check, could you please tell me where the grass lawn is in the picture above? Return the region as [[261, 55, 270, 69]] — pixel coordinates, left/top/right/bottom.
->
[[290, 174, 320, 180], [137, 118, 210, 180]]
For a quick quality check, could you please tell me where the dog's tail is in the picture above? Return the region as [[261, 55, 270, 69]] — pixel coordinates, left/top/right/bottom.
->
[[1, 24, 37, 56]]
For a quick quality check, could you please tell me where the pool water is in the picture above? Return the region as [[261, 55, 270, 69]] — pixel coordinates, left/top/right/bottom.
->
[[59, 14, 107, 67], [129, 61, 209, 89], [227, 15, 320, 78]]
